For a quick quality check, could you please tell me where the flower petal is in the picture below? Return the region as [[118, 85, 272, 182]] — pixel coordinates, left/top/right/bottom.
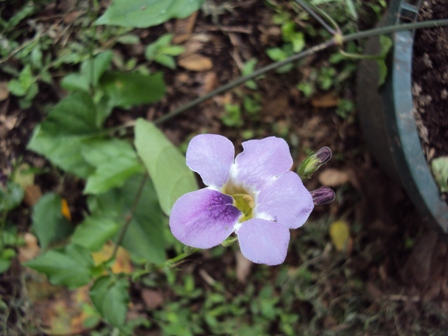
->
[[186, 134, 235, 187], [236, 218, 290, 265], [169, 188, 241, 248], [256, 171, 314, 229], [233, 137, 293, 190]]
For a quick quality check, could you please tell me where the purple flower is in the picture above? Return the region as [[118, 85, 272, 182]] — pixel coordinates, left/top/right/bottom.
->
[[169, 134, 314, 266]]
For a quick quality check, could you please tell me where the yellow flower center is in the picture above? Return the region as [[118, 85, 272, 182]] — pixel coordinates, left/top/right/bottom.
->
[[222, 183, 255, 222]]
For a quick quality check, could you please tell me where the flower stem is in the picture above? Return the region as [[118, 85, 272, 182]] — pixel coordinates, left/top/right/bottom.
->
[[153, 19, 448, 125], [109, 173, 148, 262], [294, 0, 339, 36]]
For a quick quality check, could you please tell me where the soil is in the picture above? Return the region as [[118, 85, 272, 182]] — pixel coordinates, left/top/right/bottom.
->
[[2, 0, 448, 334], [412, 0, 448, 171]]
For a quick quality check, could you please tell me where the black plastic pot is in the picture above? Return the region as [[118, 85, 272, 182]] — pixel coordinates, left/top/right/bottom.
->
[[356, 0, 448, 237]]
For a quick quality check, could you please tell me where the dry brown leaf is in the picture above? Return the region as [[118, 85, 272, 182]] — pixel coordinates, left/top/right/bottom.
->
[[18, 232, 40, 262], [235, 251, 252, 283], [178, 54, 213, 71], [24, 184, 42, 206], [0, 82, 9, 101], [173, 12, 198, 44], [91, 242, 133, 274], [142, 289, 164, 310], [311, 93, 340, 108], [318, 169, 350, 187]]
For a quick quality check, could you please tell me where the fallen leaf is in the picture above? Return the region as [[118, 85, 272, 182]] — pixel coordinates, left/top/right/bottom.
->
[[18, 232, 40, 262], [318, 169, 350, 187], [142, 289, 164, 309], [311, 93, 340, 108], [329, 220, 350, 251], [24, 184, 42, 206], [235, 251, 252, 283], [61, 198, 71, 221], [173, 12, 198, 44], [178, 54, 213, 71], [0, 82, 9, 101], [91, 242, 133, 274]]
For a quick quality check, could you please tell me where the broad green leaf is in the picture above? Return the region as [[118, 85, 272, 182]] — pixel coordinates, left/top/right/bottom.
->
[[61, 51, 113, 92], [32, 193, 73, 250], [431, 156, 448, 193], [28, 126, 94, 178], [134, 119, 197, 215], [90, 276, 129, 328], [99, 71, 166, 109], [40, 91, 100, 135], [27, 92, 104, 177], [0, 182, 24, 213], [96, 0, 204, 28], [88, 174, 166, 264], [71, 216, 120, 251], [82, 139, 143, 194], [23, 244, 94, 289]]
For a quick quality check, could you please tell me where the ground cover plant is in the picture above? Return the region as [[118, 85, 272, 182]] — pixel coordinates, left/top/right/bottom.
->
[[1, 0, 448, 335]]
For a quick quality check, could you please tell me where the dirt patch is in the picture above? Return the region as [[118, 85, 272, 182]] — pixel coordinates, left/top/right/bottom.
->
[[412, 0, 448, 162]]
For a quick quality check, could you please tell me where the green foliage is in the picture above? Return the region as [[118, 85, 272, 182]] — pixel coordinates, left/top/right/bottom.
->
[[100, 72, 166, 109], [23, 244, 95, 289], [32, 193, 73, 250], [90, 275, 130, 328], [82, 139, 143, 195], [0, 182, 24, 213], [431, 156, 448, 193], [71, 216, 120, 251], [134, 119, 197, 216], [377, 35, 393, 86], [96, 0, 205, 28], [222, 104, 243, 127], [145, 34, 185, 69], [241, 59, 258, 90], [88, 174, 167, 264], [61, 51, 113, 92], [7, 64, 39, 108]]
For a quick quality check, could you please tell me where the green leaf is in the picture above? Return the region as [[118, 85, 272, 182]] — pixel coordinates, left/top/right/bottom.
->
[[8, 65, 35, 97], [431, 156, 448, 193], [82, 139, 143, 194], [90, 276, 129, 328], [27, 92, 104, 178], [61, 51, 113, 92], [23, 244, 94, 289], [0, 259, 11, 274], [88, 174, 166, 264], [0, 182, 24, 213], [161, 45, 185, 56], [32, 193, 73, 250], [96, 0, 205, 28], [117, 34, 141, 44], [100, 71, 166, 109], [134, 119, 197, 215], [71, 216, 120, 251], [155, 54, 176, 69], [377, 35, 393, 87]]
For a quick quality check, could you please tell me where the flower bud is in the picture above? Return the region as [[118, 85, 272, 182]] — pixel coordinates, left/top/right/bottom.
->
[[298, 147, 332, 179], [310, 187, 335, 205]]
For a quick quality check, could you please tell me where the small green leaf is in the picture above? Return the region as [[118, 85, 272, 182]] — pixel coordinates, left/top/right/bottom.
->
[[96, 0, 205, 28], [100, 71, 165, 109], [134, 119, 197, 215], [160, 45, 185, 56], [90, 276, 129, 328], [88, 174, 166, 264], [0, 182, 24, 213], [82, 139, 143, 194], [24, 244, 94, 289], [71, 216, 120, 251], [431, 156, 448, 193], [0, 259, 11, 274], [32, 193, 73, 250], [117, 34, 140, 44], [155, 54, 176, 69]]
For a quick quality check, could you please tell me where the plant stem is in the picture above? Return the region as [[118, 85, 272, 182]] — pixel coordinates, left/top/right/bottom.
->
[[110, 173, 148, 261], [294, 0, 338, 35], [153, 18, 448, 125]]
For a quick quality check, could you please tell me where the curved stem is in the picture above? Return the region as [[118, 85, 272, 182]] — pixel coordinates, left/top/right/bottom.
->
[[294, 0, 339, 35], [109, 173, 148, 261], [153, 18, 448, 125]]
